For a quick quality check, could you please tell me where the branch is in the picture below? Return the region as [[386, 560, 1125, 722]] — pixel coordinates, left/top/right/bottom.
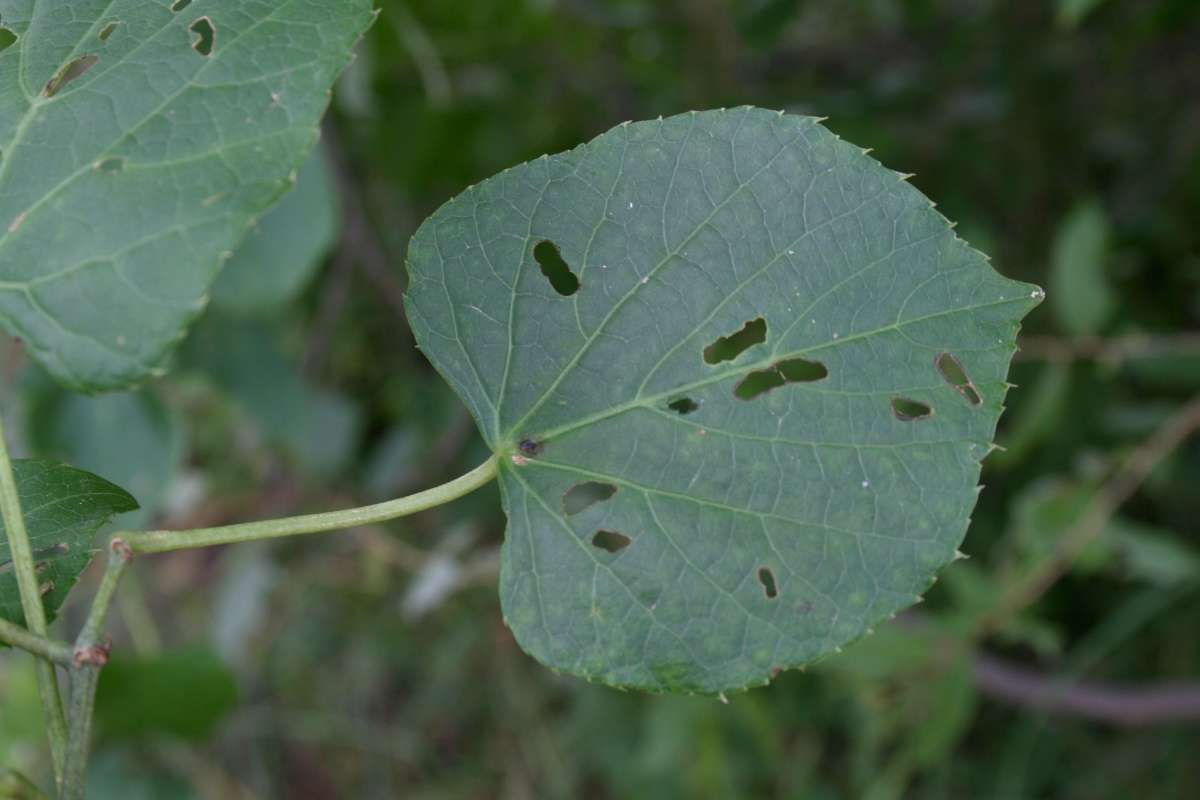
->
[[974, 652, 1200, 725], [980, 393, 1200, 633], [61, 539, 130, 800], [0, 618, 73, 665], [48, 452, 498, 796], [321, 120, 409, 319], [0, 415, 68, 783], [1016, 332, 1200, 364]]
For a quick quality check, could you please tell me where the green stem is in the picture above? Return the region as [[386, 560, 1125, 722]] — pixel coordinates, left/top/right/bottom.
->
[[0, 416, 68, 783], [61, 666, 100, 800], [121, 454, 499, 553], [61, 541, 129, 800], [0, 617, 74, 665], [52, 454, 498, 796]]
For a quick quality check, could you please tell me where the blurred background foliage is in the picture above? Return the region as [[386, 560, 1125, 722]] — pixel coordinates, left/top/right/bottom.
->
[[3, 0, 1200, 797]]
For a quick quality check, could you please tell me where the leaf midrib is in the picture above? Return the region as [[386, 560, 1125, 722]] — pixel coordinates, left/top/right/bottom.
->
[[512, 293, 1027, 445]]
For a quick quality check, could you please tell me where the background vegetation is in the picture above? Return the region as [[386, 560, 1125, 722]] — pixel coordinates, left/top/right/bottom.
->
[[3, 0, 1199, 797]]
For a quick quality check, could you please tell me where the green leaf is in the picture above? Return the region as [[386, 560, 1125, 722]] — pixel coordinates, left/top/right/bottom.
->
[[1048, 201, 1113, 335], [24, 375, 183, 527], [0, 459, 137, 628], [1056, 0, 1110, 28], [95, 647, 238, 741], [183, 315, 361, 477], [991, 362, 1071, 468], [210, 146, 339, 316], [0, 0, 374, 391], [406, 108, 1041, 693], [1094, 518, 1200, 586]]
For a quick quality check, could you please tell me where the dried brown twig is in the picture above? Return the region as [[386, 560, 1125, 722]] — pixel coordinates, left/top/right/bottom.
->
[[1016, 332, 1200, 365], [973, 652, 1200, 726]]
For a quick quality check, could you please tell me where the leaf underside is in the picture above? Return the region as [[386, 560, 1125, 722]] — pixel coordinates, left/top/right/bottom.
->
[[0, 0, 374, 391], [407, 107, 1042, 694], [0, 458, 138, 629]]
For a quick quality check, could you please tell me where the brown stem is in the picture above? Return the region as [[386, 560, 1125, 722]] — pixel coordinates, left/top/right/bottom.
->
[[974, 652, 1200, 725], [1016, 332, 1200, 364]]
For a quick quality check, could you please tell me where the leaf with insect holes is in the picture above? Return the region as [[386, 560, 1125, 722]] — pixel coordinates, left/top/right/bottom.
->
[[405, 107, 1042, 694], [0, 0, 374, 391], [1, 459, 138, 631]]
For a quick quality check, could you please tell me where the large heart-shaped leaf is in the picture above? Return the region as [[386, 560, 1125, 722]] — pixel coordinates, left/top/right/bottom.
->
[[0, 0, 374, 391], [406, 108, 1042, 693], [1, 459, 137, 629]]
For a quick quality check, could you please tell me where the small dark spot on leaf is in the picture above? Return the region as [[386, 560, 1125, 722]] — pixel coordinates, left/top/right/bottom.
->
[[189, 17, 215, 56], [563, 481, 618, 516], [667, 397, 700, 415], [591, 529, 632, 553], [533, 240, 579, 296], [98, 21, 120, 41], [892, 397, 933, 420], [735, 357, 827, 400], [936, 352, 982, 405], [704, 318, 767, 364], [0, 26, 16, 53], [171, 0, 192, 11], [518, 439, 542, 457], [757, 567, 778, 599], [43, 55, 99, 98], [33, 543, 70, 558], [95, 157, 124, 174]]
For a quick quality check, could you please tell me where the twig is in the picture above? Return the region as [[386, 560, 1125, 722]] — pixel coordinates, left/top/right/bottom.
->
[[304, 122, 410, 375], [1016, 332, 1200, 365], [389, 4, 452, 108], [980, 393, 1200, 634], [61, 539, 131, 800], [974, 652, 1200, 725], [0, 415, 68, 783], [302, 244, 357, 375], [321, 121, 409, 317], [0, 617, 73, 665]]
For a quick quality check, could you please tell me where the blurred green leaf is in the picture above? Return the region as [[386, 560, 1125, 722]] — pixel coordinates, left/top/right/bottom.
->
[[1048, 201, 1113, 335], [941, 563, 1063, 655], [992, 363, 1071, 468], [1, 460, 137, 628], [1080, 517, 1200, 586], [737, 0, 804, 45], [211, 148, 340, 317], [0, 658, 42, 782], [24, 379, 183, 527], [95, 648, 237, 742], [183, 316, 361, 478], [1012, 478, 1198, 587], [86, 751, 196, 800], [1057, 0, 1111, 28]]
